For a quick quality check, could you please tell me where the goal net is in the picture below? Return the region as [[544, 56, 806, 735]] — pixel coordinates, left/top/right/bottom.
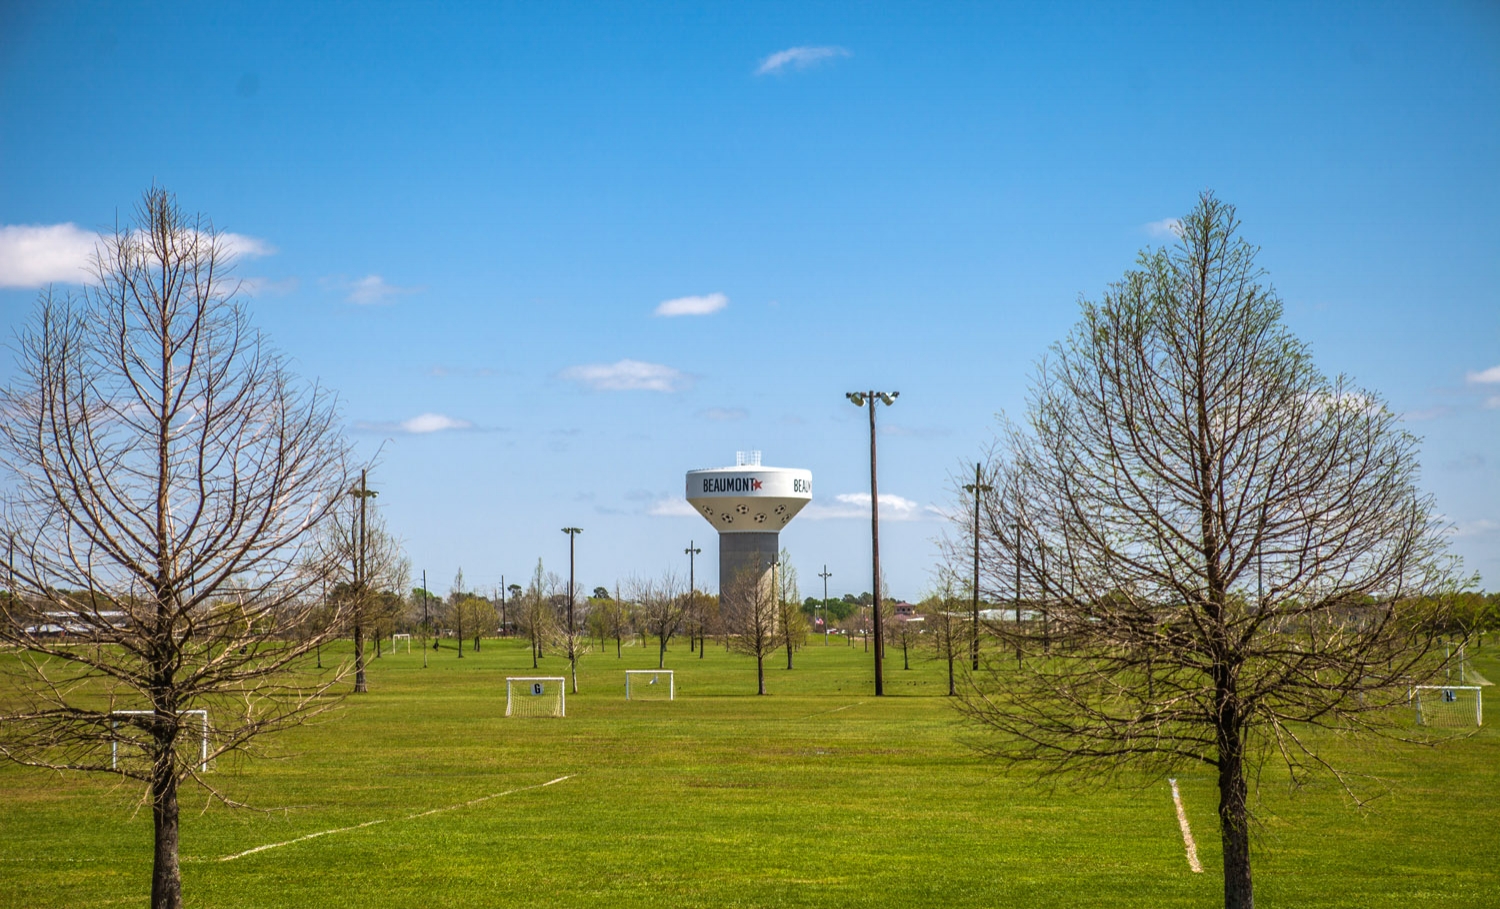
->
[[1413, 686, 1482, 728], [111, 709, 211, 772], [506, 677, 566, 718], [392, 633, 412, 653], [625, 669, 674, 701]]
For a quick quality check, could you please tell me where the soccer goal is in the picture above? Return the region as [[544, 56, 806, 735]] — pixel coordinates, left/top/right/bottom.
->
[[111, 709, 210, 772], [625, 669, 674, 701], [1413, 686, 1482, 727], [392, 633, 412, 653], [506, 677, 566, 717]]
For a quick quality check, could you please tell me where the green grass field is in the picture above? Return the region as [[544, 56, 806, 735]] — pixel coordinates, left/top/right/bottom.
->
[[2, 637, 1497, 908]]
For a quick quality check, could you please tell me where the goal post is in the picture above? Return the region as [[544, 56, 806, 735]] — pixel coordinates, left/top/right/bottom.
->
[[110, 709, 210, 772], [392, 633, 412, 653], [625, 669, 674, 701], [1413, 685, 1482, 727], [506, 677, 566, 717]]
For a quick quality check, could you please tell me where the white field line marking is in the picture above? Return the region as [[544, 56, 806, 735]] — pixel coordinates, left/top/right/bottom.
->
[[1169, 779, 1204, 873], [218, 819, 387, 862], [801, 702, 865, 719], [405, 774, 574, 820], [218, 775, 575, 862]]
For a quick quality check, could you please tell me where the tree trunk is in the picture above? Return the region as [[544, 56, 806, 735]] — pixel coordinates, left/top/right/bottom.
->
[[947, 653, 955, 696], [785, 639, 794, 670], [756, 654, 765, 695], [659, 636, 667, 669], [1217, 714, 1253, 908], [353, 623, 367, 692], [150, 759, 182, 909], [615, 634, 621, 658]]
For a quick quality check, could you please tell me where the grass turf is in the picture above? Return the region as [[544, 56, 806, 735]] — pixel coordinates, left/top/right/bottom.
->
[[1, 636, 1497, 907]]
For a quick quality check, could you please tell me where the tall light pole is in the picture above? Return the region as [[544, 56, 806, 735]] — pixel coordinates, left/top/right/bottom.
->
[[562, 527, 582, 691], [685, 541, 701, 656], [420, 568, 429, 669], [818, 565, 832, 645], [963, 462, 993, 671], [846, 389, 898, 697]]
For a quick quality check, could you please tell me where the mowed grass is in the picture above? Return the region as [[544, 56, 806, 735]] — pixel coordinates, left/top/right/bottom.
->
[[1, 636, 1497, 908]]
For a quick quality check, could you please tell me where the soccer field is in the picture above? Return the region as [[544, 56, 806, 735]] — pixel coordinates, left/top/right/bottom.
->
[[2, 639, 1497, 908]]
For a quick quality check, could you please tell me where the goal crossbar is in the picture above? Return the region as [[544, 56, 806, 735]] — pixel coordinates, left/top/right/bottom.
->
[[1413, 685, 1483, 727], [110, 709, 210, 772], [625, 669, 675, 701], [506, 677, 566, 717]]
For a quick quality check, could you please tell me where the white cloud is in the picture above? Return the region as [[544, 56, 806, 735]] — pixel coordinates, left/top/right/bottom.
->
[[560, 359, 692, 392], [1449, 519, 1499, 538], [238, 276, 299, 297], [655, 292, 728, 317], [803, 492, 923, 521], [0, 223, 274, 289], [0, 224, 99, 286], [648, 497, 698, 517], [341, 274, 421, 305], [756, 45, 851, 76], [1144, 218, 1184, 239], [1400, 406, 1450, 422], [1466, 365, 1500, 384], [697, 407, 748, 422], [354, 413, 473, 434], [216, 234, 275, 260]]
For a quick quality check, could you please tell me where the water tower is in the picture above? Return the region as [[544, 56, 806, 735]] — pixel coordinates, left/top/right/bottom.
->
[[686, 452, 812, 602]]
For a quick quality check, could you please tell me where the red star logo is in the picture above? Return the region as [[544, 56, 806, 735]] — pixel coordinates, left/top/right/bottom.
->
[[751, 479, 763, 490]]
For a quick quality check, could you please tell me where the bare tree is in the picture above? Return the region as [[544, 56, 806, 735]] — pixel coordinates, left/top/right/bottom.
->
[[449, 568, 468, 658], [888, 610, 920, 671], [774, 551, 807, 670], [723, 565, 778, 695], [518, 559, 556, 669], [630, 571, 685, 670], [0, 189, 351, 909], [922, 580, 971, 696], [555, 579, 590, 693], [592, 584, 632, 658], [313, 476, 406, 686], [957, 193, 1457, 909]]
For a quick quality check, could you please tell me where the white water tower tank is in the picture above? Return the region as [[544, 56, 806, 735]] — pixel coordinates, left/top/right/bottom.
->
[[686, 452, 812, 603]]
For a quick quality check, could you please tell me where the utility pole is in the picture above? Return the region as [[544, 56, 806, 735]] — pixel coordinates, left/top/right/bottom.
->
[[421, 569, 429, 669], [685, 541, 701, 655], [963, 462, 993, 671], [499, 576, 507, 638], [349, 468, 379, 693], [818, 566, 832, 645], [562, 527, 582, 693], [846, 390, 898, 696]]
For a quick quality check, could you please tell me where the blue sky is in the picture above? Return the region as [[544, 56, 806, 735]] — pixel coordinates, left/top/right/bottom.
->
[[1, 1, 1497, 597]]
